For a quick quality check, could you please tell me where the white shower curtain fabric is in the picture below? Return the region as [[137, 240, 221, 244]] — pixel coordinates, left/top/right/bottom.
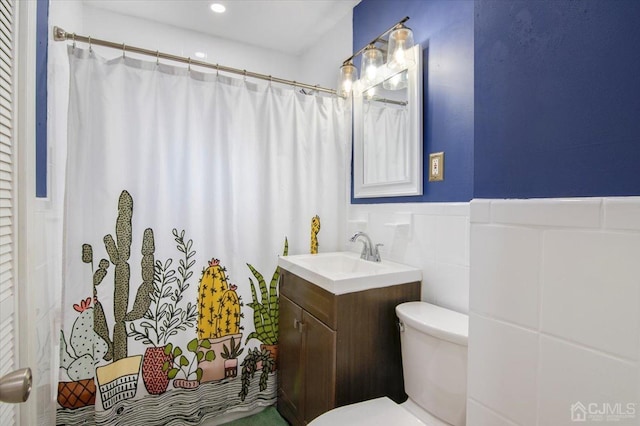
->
[[363, 102, 408, 184], [58, 47, 348, 425]]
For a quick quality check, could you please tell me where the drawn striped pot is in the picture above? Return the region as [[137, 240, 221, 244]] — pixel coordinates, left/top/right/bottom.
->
[[142, 347, 173, 395], [96, 355, 142, 410]]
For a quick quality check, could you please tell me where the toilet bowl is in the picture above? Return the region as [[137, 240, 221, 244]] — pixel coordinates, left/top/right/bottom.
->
[[309, 301, 469, 426]]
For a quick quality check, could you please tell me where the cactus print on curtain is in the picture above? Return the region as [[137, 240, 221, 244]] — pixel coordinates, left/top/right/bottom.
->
[[56, 47, 347, 425]]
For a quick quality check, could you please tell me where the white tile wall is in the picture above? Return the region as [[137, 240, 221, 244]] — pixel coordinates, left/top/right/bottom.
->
[[470, 225, 541, 329], [538, 336, 639, 426], [468, 198, 640, 426], [347, 203, 470, 313], [467, 400, 518, 426], [541, 230, 640, 360], [468, 314, 539, 425]]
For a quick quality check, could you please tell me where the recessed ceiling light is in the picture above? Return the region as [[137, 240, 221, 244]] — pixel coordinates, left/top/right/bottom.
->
[[195, 52, 206, 59], [210, 3, 226, 13]]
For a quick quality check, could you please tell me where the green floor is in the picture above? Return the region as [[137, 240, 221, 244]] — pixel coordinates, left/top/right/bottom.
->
[[223, 406, 289, 426]]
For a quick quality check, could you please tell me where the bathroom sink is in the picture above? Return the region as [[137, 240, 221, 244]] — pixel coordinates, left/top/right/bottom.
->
[[278, 252, 422, 295]]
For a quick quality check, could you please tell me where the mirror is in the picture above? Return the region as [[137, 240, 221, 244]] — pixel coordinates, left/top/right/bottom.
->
[[353, 44, 422, 198]]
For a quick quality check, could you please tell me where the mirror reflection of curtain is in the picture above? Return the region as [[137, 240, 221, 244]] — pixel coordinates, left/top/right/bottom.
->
[[362, 102, 408, 184], [56, 47, 348, 425]]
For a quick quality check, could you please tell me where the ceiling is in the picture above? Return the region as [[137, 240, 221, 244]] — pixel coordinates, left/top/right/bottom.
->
[[83, 0, 360, 56]]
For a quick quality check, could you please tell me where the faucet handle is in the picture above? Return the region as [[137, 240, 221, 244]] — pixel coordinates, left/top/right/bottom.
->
[[373, 243, 383, 262]]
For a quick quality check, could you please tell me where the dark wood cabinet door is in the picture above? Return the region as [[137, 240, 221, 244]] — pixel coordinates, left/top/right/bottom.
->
[[278, 294, 304, 425], [303, 310, 336, 424]]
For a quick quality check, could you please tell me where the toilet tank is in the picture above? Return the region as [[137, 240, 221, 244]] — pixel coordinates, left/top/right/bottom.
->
[[396, 302, 468, 426]]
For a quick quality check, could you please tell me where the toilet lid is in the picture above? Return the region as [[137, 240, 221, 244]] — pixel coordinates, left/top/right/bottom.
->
[[309, 397, 426, 426]]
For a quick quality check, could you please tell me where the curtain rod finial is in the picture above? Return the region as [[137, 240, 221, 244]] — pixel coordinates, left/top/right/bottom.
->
[[53, 26, 67, 41]]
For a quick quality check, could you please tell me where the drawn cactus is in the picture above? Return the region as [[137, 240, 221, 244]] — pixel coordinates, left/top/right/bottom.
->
[[310, 215, 321, 254], [89, 190, 156, 362], [197, 259, 241, 339], [60, 298, 108, 381], [219, 286, 241, 336], [245, 237, 288, 346]]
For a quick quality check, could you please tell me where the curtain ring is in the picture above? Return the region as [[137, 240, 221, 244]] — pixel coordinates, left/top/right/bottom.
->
[[122, 43, 126, 58], [72, 33, 76, 50], [188, 57, 191, 71], [216, 63, 219, 76], [88, 36, 92, 52], [156, 50, 160, 65], [243, 69, 247, 81], [268, 75, 273, 87]]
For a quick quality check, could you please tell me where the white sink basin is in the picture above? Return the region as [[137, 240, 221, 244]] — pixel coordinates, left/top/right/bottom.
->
[[278, 252, 422, 295]]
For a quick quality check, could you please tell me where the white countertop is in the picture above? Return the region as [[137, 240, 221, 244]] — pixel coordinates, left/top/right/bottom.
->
[[278, 251, 422, 295]]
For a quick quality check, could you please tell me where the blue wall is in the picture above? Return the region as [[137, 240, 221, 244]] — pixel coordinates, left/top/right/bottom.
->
[[475, 0, 640, 198], [352, 0, 475, 203], [36, 0, 49, 197], [354, 0, 640, 202]]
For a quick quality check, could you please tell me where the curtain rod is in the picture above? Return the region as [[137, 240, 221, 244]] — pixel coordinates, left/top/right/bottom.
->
[[53, 26, 338, 96]]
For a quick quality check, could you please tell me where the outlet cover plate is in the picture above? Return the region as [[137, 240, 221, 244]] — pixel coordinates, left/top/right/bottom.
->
[[429, 152, 444, 182]]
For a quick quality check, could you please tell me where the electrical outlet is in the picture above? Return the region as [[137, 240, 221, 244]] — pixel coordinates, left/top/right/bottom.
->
[[429, 152, 444, 182]]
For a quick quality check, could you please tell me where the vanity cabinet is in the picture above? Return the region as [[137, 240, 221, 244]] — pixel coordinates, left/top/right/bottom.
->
[[277, 270, 420, 425]]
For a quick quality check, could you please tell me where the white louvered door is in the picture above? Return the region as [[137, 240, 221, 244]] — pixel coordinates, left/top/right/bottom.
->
[[0, 0, 17, 424]]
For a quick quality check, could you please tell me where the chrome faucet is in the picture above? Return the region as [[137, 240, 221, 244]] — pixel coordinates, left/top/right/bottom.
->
[[349, 232, 383, 262]]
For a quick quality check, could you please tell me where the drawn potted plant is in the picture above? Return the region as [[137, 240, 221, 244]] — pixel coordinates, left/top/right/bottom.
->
[[196, 259, 243, 382], [128, 228, 198, 395], [238, 347, 275, 402], [220, 336, 244, 378], [162, 338, 215, 389], [58, 298, 108, 409], [245, 237, 288, 371], [84, 191, 159, 409]]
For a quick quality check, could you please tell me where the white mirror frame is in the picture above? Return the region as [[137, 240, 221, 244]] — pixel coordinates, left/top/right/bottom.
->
[[353, 44, 423, 198]]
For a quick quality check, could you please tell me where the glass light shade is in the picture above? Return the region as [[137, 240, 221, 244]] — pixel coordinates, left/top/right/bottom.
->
[[387, 25, 415, 70], [337, 62, 358, 98], [365, 86, 376, 100], [382, 69, 408, 90], [361, 45, 383, 84]]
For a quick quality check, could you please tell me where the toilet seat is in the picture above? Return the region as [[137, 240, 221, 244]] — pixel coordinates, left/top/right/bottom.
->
[[309, 397, 426, 426]]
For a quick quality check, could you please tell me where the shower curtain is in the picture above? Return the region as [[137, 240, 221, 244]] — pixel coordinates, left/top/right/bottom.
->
[[55, 47, 348, 425], [363, 102, 407, 184]]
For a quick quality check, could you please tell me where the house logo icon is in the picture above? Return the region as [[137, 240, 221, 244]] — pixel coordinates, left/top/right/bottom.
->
[[571, 402, 587, 422]]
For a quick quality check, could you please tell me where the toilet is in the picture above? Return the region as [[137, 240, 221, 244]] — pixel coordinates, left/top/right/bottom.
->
[[309, 301, 469, 426]]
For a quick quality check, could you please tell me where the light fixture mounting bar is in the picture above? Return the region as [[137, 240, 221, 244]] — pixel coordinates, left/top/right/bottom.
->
[[342, 16, 410, 65]]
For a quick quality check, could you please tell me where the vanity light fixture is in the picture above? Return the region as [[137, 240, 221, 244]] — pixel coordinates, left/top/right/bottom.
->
[[361, 45, 383, 85], [337, 61, 358, 98], [337, 16, 413, 98], [383, 69, 408, 90], [210, 3, 226, 13], [387, 23, 415, 70]]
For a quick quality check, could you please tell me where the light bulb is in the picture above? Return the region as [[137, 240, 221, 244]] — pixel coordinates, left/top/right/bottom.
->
[[393, 41, 407, 67], [387, 25, 415, 70], [337, 62, 358, 98], [342, 79, 353, 94], [365, 64, 378, 82], [361, 45, 383, 84]]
